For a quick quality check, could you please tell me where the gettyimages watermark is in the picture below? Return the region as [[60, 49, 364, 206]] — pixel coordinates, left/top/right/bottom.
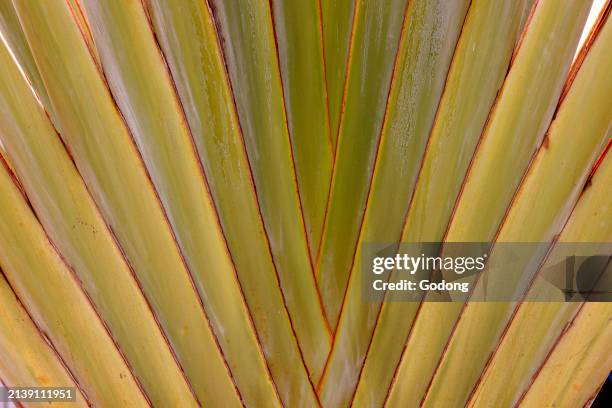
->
[[362, 242, 612, 302]]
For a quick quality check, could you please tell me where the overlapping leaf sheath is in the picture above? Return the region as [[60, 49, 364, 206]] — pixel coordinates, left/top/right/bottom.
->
[[209, 0, 330, 393], [0, 1, 609, 405], [420, 7, 610, 406], [146, 0, 324, 402], [12, 0, 242, 405], [65, 0, 98, 65], [320, 0, 355, 146], [0, 35, 199, 407], [0, 273, 89, 408], [469, 150, 612, 407], [352, 1, 534, 406], [77, 1, 289, 405], [316, 0, 410, 329], [387, 1, 602, 405], [0, 1, 49, 111], [316, 0, 471, 406], [520, 301, 612, 407], [445, 0, 593, 242], [270, 0, 334, 261], [0, 164, 149, 407]]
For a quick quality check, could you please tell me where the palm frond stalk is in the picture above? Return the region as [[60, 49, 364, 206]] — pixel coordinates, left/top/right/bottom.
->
[[0, 0, 610, 407]]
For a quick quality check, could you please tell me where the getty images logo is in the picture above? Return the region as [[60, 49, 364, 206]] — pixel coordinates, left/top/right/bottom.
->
[[364, 242, 611, 302]]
